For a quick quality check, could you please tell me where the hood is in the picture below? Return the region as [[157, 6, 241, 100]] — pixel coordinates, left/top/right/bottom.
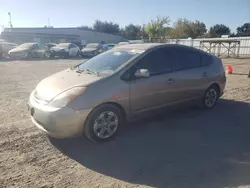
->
[[51, 47, 67, 51], [9, 47, 29, 53], [35, 69, 102, 101], [81, 48, 97, 52]]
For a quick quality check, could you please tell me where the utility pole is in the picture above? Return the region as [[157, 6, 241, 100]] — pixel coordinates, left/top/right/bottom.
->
[[8, 12, 13, 28]]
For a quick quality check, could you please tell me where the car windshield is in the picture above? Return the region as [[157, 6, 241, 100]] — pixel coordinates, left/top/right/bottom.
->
[[86, 44, 99, 48], [56, 43, 69, 48], [108, 44, 115, 47], [77, 50, 142, 74], [18, 43, 34, 48]]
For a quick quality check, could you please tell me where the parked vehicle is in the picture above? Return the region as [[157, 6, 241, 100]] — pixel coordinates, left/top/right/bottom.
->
[[0, 42, 18, 58], [8, 43, 45, 59], [107, 43, 116, 50], [81, 43, 104, 57], [50, 43, 80, 58], [44, 43, 57, 58], [116, 41, 130, 46], [28, 44, 226, 142]]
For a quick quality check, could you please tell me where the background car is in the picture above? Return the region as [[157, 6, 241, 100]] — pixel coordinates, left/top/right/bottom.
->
[[28, 43, 226, 142], [50, 43, 80, 58], [107, 43, 116, 50], [116, 41, 130, 46], [8, 43, 44, 59], [81, 43, 104, 57], [0, 42, 18, 58], [44, 43, 57, 58]]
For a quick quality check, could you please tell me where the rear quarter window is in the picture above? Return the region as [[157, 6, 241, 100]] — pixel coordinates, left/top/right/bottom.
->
[[176, 50, 202, 71], [202, 54, 212, 66]]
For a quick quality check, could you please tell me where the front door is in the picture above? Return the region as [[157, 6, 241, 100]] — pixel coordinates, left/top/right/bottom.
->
[[129, 48, 178, 114]]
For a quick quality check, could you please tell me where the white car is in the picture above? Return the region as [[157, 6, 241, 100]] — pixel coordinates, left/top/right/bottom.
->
[[50, 43, 80, 58], [0, 42, 18, 58], [107, 43, 116, 50]]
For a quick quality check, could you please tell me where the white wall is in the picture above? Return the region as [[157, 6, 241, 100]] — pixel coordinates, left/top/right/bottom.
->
[[166, 37, 250, 56]]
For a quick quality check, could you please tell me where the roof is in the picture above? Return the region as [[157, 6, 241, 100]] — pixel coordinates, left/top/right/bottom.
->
[[115, 43, 164, 50]]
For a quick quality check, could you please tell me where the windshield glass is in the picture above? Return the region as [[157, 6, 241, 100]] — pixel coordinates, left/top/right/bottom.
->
[[18, 43, 34, 48], [77, 50, 141, 73], [56, 43, 69, 48], [86, 44, 99, 48]]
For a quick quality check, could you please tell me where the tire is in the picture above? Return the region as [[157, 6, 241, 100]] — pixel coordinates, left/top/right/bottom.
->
[[83, 104, 123, 142], [201, 85, 219, 109]]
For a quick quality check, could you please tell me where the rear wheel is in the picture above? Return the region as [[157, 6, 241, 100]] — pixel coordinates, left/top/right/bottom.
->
[[83, 104, 123, 142], [202, 85, 219, 109]]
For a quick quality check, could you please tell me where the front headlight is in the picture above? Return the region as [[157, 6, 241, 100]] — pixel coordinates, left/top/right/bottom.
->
[[49, 87, 86, 108]]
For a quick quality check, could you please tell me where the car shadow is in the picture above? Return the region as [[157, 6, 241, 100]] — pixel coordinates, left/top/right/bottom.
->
[[50, 99, 250, 188]]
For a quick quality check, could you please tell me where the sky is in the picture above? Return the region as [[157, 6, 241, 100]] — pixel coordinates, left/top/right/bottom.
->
[[0, 0, 249, 33]]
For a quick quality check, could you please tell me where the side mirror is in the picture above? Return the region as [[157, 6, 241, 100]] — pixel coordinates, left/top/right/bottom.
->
[[135, 69, 150, 78]]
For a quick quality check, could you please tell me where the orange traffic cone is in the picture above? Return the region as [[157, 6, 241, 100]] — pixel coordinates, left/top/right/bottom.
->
[[226, 65, 233, 74]]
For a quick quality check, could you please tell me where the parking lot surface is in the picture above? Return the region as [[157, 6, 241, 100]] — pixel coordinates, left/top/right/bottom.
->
[[0, 58, 250, 188]]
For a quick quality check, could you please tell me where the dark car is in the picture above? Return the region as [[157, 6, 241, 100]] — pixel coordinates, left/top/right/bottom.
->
[[81, 43, 104, 57]]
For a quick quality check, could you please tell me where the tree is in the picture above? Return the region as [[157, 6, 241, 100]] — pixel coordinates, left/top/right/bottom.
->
[[77, 25, 93, 31], [236, 23, 250, 36], [168, 18, 189, 38], [168, 19, 206, 39], [93, 20, 120, 34], [208, 24, 231, 37], [121, 24, 142, 40], [186, 21, 207, 38], [145, 16, 170, 37]]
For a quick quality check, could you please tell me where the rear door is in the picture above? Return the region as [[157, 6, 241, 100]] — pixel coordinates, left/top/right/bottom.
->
[[130, 47, 178, 114], [173, 48, 210, 101]]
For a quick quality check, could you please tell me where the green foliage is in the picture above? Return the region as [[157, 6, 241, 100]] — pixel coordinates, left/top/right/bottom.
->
[[76, 17, 248, 40], [121, 24, 142, 40], [208, 24, 231, 37], [145, 16, 170, 37], [93, 20, 120, 34], [78, 25, 93, 31], [236, 23, 250, 36], [168, 19, 206, 39]]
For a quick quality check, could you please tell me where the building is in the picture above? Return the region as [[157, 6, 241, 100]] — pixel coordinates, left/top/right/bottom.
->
[[0, 27, 128, 46]]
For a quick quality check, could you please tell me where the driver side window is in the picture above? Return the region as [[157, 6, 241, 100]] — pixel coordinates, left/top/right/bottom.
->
[[135, 48, 175, 76]]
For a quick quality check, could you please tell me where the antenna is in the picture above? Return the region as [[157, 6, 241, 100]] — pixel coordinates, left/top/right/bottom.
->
[[8, 12, 13, 28], [48, 18, 50, 27]]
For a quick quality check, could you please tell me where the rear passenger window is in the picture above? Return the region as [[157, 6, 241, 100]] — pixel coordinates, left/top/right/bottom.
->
[[176, 51, 202, 71]]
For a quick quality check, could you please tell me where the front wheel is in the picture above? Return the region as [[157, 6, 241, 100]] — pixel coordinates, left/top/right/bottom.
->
[[83, 104, 123, 142], [202, 85, 219, 109]]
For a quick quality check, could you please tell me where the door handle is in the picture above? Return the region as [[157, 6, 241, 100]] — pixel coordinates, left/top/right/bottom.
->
[[167, 78, 174, 84]]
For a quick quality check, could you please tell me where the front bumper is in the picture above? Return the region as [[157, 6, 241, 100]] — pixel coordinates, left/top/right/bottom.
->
[[28, 91, 92, 138]]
